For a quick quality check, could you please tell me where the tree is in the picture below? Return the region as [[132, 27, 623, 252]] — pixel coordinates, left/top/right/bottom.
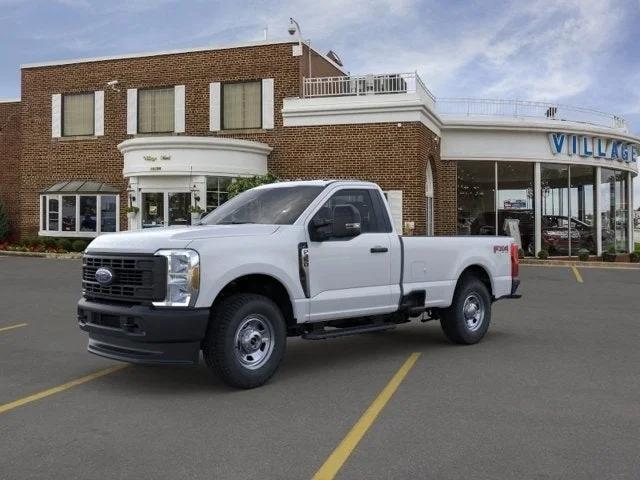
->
[[0, 199, 9, 241], [227, 174, 279, 199]]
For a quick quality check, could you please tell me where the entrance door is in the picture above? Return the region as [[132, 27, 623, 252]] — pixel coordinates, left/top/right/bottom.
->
[[306, 188, 396, 322], [142, 192, 165, 228], [168, 192, 191, 226]]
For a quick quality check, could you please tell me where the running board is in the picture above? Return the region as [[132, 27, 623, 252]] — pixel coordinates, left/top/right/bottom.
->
[[302, 323, 396, 340]]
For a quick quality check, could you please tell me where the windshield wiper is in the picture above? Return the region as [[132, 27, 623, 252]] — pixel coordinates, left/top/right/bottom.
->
[[218, 221, 256, 225]]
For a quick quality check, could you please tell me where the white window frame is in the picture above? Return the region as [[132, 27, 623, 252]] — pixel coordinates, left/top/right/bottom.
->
[[39, 194, 120, 237]]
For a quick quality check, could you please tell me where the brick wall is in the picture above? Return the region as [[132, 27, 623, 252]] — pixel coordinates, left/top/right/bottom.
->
[[0, 101, 21, 239], [18, 42, 305, 238], [12, 41, 456, 239]]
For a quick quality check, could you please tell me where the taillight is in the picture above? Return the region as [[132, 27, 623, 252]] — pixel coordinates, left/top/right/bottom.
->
[[510, 243, 520, 278]]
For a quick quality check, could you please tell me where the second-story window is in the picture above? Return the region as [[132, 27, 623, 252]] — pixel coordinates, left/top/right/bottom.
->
[[63, 92, 95, 136], [222, 81, 261, 130], [138, 87, 175, 133]]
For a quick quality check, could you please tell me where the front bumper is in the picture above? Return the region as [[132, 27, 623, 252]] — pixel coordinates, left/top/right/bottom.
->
[[77, 298, 210, 365]]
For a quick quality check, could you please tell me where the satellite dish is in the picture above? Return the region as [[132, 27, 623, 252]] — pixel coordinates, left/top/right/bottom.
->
[[326, 50, 343, 67]]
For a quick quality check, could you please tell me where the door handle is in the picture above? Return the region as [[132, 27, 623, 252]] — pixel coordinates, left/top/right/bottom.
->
[[370, 246, 388, 253]]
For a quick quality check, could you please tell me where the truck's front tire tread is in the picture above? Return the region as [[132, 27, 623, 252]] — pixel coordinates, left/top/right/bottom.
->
[[440, 276, 491, 345], [203, 293, 286, 389]]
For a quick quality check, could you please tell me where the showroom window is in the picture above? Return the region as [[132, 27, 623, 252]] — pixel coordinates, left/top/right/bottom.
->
[[498, 163, 535, 255], [62, 92, 94, 136], [601, 168, 629, 253], [569, 165, 597, 255], [457, 161, 496, 236], [40, 181, 119, 237], [222, 81, 261, 130], [206, 176, 233, 213], [138, 87, 175, 133]]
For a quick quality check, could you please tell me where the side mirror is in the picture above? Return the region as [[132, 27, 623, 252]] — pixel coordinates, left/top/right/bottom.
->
[[309, 217, 332, 242], [332, 204, 361, 238]]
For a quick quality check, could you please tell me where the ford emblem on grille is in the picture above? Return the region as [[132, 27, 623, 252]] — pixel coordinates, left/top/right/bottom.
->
[[95, 267, 114, 286]]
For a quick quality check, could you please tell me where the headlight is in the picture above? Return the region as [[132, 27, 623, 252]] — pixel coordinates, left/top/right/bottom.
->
[[153, 249, 200, 307]]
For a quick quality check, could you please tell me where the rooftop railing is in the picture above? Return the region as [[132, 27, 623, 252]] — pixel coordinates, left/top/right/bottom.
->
[[301, 74, 627, 131], [302, 72, 436, 101], [436, 98, 627, 130]]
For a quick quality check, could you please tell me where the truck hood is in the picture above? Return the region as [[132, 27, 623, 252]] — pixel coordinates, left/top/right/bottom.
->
[[86, 224, 280, 254]]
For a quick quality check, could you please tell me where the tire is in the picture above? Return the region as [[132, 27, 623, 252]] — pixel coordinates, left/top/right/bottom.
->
[[440, 276, 491, 345], [203, 293, 286, 389]]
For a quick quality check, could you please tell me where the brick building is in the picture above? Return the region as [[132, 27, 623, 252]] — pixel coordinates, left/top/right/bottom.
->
[[1, 38, 638, 255]]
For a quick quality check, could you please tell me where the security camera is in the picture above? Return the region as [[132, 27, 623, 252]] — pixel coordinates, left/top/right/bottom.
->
[[287, 24, 296, 35], [107, 80, 118, 86]]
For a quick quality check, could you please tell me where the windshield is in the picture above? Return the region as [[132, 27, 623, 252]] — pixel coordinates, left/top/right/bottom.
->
[[200, 186, 324, 225]]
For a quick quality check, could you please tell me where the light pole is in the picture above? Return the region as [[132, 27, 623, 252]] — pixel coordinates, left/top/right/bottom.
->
[[288, 17, 312, 79]]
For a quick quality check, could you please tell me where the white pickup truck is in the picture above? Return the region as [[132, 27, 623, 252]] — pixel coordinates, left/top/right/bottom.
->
[[78, 180, 521, 388]]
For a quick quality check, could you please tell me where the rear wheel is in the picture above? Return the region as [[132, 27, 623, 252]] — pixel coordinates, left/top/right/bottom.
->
[[440, 276, 491, 344], [203, 293, 286, 389]]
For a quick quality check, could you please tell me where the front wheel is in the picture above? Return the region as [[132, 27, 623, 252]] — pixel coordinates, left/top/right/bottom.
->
[[440, 277, 491, 344], [203, 293, 286, 389]]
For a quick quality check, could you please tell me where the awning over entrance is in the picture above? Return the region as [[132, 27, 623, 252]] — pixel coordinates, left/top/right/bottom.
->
[[41, 180, 120, 194]]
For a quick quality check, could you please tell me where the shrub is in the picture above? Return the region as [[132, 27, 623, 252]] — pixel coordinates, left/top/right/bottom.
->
[[518, 248, 525, 259], [227, 173, 279, 199], [630, 252, 640, 263], [57, 238, 73, 252], [606, 244, 617, 254], [577, 249, 590, 261], [0, 199, 9, 241], [537, 249, 549, 260], [71, 239, 88, 252], [40, 236, 58, 249]]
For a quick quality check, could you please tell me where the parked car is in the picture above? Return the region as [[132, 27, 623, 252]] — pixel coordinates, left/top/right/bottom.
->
[[78, 180, 521, 389]]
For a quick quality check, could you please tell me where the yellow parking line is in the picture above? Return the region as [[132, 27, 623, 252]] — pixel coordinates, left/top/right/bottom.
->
[[312, 352, 421, 480], [0, 322, 28, 333], [0, 364, 128, 415], [571, 265, 583, 283]]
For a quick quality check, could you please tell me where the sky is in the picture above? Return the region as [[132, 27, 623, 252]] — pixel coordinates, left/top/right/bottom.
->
[[1, 0, 639, 205]]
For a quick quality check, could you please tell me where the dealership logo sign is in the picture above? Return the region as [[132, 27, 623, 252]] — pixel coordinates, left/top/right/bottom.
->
[[548, 133, 638, 163]]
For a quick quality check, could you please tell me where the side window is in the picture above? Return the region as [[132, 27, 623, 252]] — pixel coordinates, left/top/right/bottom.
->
[[312, 189, 383, 234]]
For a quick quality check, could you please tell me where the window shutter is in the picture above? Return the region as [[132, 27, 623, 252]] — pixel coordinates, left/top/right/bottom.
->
[[209, 82, 221, 131], [51, 94, 62, 138], [262, 78, 274, 129], [174, 85, 185, 133], [384, 190, 403, 233], [94, 90, 104, 136], [127, 88, 137, 134]]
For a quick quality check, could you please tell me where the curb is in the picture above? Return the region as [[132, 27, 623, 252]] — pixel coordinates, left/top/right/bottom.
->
[[0, 250, 83, 260], [521, 258, 640, 269]]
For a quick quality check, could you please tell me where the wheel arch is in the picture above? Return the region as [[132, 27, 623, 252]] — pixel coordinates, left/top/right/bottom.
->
[[212, 274, 296, 329], [456, 264, 494, 299]]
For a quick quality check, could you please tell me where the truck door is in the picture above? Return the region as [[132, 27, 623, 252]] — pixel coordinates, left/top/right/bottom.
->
[[305, 188, 397, 322]]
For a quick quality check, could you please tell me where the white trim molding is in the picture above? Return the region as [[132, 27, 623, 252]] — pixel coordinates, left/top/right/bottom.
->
[[51, 94, 62, 138], [262, 78, 275, 129], [118, 136, 271, 178], [174, 85, 186, 133], [94, 90, 104, 136], [126, 88, 137, 135], [282, 93, 442, 135], [209, 82, 221, 132]]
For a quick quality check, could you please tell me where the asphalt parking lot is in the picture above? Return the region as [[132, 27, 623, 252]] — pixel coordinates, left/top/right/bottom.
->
[[0, 256, 639, 480]]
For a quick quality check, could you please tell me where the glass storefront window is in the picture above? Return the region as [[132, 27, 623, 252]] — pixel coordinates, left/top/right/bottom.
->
[[541, 164, 570, 255], [206, 176, 233, 213], [601, 169, 629, 253], [40, 194, 118, 236], [457, 161, 495, 236], [497, 163, 535, 255], [79, 196, 97, 232], [61, 196, 76, 232], [100, 195, 117, 232], [569, 166, 597, 254]]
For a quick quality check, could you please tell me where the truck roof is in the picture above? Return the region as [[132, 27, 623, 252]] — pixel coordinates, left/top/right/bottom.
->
[[255, 179, 379, 189]]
